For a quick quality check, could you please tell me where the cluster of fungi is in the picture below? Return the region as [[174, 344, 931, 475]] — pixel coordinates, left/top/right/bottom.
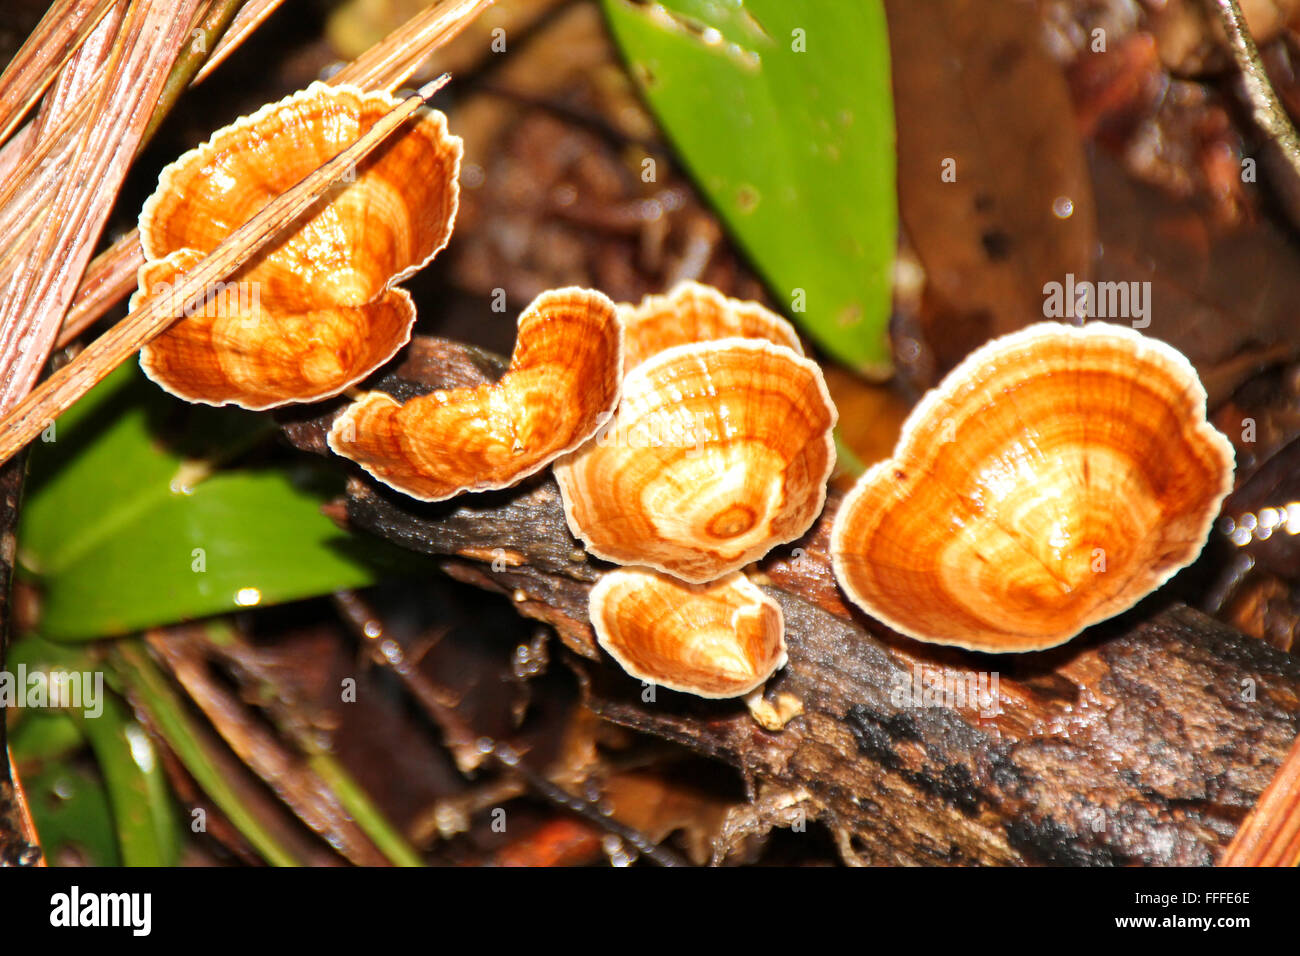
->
[[137, 84, 1236, 703]]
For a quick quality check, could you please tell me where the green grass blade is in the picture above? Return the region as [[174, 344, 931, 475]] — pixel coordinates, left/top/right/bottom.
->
[[109, 641, 305, 867]]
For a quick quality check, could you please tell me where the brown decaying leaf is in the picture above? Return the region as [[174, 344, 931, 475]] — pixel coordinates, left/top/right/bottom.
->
[[1088, 151, 1300, 401], [486, 816, 604, 867], [1049, 5, 1300, 392], [886, 0, 1098, 383], [1145, 0, 1300, 75]]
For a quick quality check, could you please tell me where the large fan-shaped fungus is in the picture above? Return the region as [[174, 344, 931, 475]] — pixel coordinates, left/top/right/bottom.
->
[[830, 322, 1235, 653], [137, 81, 462, 409], [329, 287, 623, 502], [556, 338, 836, 583]]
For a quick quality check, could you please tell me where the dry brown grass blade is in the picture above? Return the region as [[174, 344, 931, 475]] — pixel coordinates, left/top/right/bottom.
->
[[0, 0, 242, 218], [57, 230, 142, 348], [141, 0, 248, 147], [54, 0, 250, 350], [0, 82, 102, 266], [145, 629, 391, 866], [0, 4, 127, 267], [56, 0, 494, 351], [0, 0, 116, 146], [334, 0, 495, 90], [194, 0, 288, 85], [0, 0, 205, 413], [0, 76, 449, 468], [1219, 730, 1300, 866]]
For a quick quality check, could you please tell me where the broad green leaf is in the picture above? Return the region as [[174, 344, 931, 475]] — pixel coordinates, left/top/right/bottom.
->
[[8, 710, 83, 763], [602, 0, 897, 376], [18, 363, 417, 641]]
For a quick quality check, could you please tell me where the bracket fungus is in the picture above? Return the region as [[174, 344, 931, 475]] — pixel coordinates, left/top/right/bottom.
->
[[328, 287, 624, 502], [137, 81, 462, 409], [555, 338, 837, 583], [830, 322, 1236, 653], [588, 568, 787, 698], [619, 280, 802, 371]]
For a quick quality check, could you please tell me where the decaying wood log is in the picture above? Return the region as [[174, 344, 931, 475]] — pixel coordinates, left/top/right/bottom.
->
[[281, 336, 1300, 866]]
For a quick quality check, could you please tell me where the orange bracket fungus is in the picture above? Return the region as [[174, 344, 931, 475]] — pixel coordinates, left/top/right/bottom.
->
[[328, 287, 624, 502], [136, 81, 462, 410], [556, 338, 837, 583], [620, 280, 803, 371], [588, 568, 787, 698], [830, 322, 1236, 653]]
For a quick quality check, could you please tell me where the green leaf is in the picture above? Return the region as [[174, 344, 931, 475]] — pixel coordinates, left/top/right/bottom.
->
[[18, 762, 121, 867], [602, 0, 897, 376], [18, 362, 417, 641], [8, 711, 84, 763], [7, 634, 179, 865], [109, 640, 306, 866], [73, 692, 181, 867]]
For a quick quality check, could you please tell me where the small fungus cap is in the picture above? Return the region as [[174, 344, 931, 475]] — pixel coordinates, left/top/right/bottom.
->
[[555, 338, 837, 583], [588, 568, 787, 699]]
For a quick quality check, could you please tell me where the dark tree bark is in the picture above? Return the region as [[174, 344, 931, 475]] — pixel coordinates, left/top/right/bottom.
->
[[283, 336, 1300, 866], [0, 452, 42, 867]]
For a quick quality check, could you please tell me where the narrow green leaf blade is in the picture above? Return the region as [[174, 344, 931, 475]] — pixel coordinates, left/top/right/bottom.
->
[[73, 693, 181, 867], [109, 640, 305, 866], [7, 635, 179, 865]]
